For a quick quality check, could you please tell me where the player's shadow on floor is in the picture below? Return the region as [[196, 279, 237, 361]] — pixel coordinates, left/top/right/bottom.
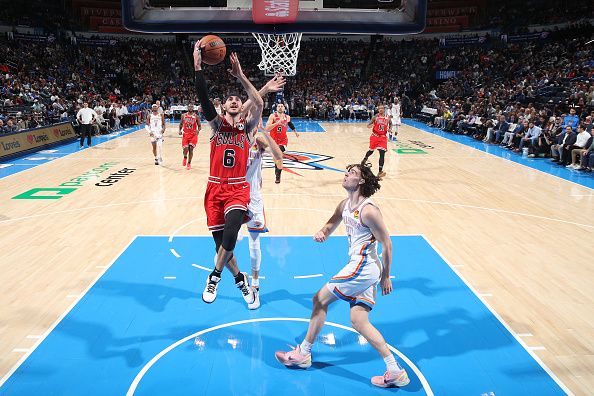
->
[[94, 280, 197, 312], [260, 288, 313, 310], [375, 308, 514, 362]]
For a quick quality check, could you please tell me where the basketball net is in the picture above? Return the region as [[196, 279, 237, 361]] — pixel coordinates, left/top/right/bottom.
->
[[252, 32, 302, 77]]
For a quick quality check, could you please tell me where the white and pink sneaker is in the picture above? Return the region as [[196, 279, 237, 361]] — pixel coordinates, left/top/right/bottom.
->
[[274, 345, 312, 369], [371, 369, 410, 388]]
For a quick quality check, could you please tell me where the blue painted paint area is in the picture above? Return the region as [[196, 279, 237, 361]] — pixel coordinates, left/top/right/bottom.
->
[[0, 236, 566, 395], [404, 119, 594, 190], [0, 124, 146, 180]]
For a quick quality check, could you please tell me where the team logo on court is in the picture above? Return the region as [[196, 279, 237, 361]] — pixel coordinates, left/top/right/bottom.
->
[[262, 150, 343, 174]]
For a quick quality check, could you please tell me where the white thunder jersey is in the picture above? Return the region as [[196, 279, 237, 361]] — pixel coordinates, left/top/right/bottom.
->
[[149, 113, 163, 134], [343, 198, 379, 258], [246, 144, 263, 198]]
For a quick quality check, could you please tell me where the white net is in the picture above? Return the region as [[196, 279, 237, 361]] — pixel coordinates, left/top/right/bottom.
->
[[252, 32, 303, 76]]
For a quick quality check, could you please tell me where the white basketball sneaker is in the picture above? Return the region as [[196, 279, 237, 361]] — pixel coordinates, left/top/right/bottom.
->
[[248, 286, 260, 310], [202, 273, 221, 303], [235, 272, 255, 304]]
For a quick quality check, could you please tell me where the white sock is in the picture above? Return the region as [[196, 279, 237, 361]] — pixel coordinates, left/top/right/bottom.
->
[[383, 354, 401, 372], [299, 340, 313, 355], [252, 277, 259, 288]]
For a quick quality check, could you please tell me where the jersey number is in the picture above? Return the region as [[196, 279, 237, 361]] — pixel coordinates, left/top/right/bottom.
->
[[378, 125, 385, 132], [223, 149, 235, 168]]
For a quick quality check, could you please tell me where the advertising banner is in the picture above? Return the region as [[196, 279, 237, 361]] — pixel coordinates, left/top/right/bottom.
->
[[0, 122, 76, 160]]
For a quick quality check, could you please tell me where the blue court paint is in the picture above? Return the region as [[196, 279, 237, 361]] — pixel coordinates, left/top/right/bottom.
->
[[0, 124, 146, 179], [404, 119, 594, 190], [0, 236, 567, 396]]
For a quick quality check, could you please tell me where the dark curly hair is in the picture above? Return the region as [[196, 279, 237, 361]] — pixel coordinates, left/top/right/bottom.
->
[[347, 162, 381, 197]]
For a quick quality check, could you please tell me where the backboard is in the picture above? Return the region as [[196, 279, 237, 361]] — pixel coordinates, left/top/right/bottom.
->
[[121, 0, 427, 35]]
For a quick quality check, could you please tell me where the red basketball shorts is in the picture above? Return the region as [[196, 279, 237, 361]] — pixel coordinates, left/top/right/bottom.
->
[[182, 133, 198, 147], [369, 135, 387, 151], [204, 181, 251, 232]]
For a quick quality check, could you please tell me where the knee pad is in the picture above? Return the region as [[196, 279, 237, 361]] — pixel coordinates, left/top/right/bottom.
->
[[221, 209, 245, 251]]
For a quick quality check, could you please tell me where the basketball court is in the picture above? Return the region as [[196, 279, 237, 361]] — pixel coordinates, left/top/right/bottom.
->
[[1, 1, 593, 395]]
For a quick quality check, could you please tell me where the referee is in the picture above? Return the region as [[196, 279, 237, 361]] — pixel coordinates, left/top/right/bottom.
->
[[76, 102, 97, 148]]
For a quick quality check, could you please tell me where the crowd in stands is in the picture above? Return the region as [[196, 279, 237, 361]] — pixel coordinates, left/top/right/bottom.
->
[[415, 21, 594, 172], [0, 15, 592, 175]]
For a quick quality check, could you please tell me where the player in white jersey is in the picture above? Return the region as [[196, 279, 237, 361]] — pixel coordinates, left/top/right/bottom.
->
[[240, 75, 285, 309], [146, 104, 166, 165], [275, 162, 410, 389], [388, 98, 401, 141], [244, 121, 283, 309]]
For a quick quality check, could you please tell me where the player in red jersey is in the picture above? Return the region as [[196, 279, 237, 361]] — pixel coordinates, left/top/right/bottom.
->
[[265, 103, 299, 183], [193, 42, 267, 306], [178, 104, 201, 170], [362, 105, 391, 179]]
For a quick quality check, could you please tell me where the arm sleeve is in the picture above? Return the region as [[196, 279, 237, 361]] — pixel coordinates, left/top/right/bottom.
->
[[287, 121, 296, 131], [194, 71, 218, 122]]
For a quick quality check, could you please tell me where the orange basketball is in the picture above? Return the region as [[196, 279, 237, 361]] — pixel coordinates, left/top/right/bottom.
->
[[197, 35, 226, 65]]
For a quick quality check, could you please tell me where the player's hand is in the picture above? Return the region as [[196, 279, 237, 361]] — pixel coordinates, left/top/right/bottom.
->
[[380, 276, 393, 296], [228, 52, 244, 79], [313, 230, 327, 242], [264, 72, 286, 93], [294, 131, 300, 138], [149, 132, 154, 137], [193, 40, 203, 71], [179, 131, 182, 136]]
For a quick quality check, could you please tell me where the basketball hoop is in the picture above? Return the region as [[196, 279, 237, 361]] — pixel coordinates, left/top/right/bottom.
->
[[252, 32, 303, 77]]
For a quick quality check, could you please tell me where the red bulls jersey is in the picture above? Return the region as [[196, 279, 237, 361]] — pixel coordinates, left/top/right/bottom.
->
[[372, 116, 390, 136], [181, 112, 199, 136], [209, 116, 253, 182]]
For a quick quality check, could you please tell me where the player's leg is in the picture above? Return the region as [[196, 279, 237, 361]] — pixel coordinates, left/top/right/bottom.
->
[[275, 145, 286, 183], [350, 305, 410, 388], [151, 141, 158, 165], [275, 286, 338, 368], [363, 149, 375, 164], [156, 138, 164, 164], [247, 231, 262, 309], [206, 209, 255, 304], [248, 231, 261, 289], [187, 143, 195, 169], [377, 149, 386, 178], [182, 145, 188, 166]]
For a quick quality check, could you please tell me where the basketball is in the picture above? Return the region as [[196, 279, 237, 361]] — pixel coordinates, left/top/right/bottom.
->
[[198, 35, 226, 65]]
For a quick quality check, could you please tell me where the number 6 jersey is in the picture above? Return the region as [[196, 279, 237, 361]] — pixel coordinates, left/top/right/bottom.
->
[[208, 116, 254, 183]]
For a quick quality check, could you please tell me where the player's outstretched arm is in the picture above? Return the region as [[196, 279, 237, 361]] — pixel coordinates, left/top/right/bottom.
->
[[242, 74, 286, 115], [287, 117, 299, 138], [228, 52, 263, 132], [361, 205, 393, 295], [193, 40, 221, 130], [258, 129, 283, 168], [313, 199, 347, 243]]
